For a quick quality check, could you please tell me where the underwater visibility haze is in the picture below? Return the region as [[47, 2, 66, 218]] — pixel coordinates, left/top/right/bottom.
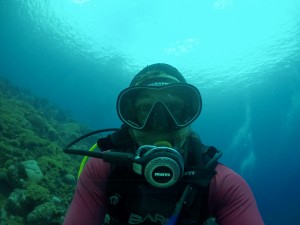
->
[[0, 0, 300, 224]]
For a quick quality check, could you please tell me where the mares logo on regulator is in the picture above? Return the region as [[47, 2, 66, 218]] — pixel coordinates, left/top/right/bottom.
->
[[132, 144, 184, 188]]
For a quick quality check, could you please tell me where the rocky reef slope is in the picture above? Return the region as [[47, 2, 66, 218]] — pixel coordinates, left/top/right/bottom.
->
[[0, 78, 94, 225]]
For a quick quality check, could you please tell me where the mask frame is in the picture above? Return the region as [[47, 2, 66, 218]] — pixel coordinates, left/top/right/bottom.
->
[[117, 83, 202, 130]]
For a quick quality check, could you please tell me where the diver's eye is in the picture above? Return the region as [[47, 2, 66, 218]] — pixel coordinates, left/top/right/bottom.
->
[[166, 103, 182, 112], [135, 103, 152, 124], [166, 101, 184, 113], [165, 102, 185, 120], [137, 104, 152, 113]]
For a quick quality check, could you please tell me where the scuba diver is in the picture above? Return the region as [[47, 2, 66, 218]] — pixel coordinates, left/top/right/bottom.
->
[[63, 63, 265, 225]]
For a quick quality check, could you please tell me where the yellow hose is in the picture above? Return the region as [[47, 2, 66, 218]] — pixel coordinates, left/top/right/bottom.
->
[[77, 143, 98, 179]]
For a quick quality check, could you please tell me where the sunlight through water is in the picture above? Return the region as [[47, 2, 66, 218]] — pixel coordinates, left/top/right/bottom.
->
[[18, 0, 300, 90]]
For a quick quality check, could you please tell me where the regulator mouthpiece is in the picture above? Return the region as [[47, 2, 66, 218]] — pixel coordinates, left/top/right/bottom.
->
[[153, 141, 172, 148]]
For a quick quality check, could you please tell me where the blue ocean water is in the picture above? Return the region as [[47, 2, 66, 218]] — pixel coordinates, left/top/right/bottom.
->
[[1, 0, 300, 224]]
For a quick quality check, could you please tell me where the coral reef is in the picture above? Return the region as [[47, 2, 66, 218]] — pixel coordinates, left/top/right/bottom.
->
[[0, 78, 95, 225]]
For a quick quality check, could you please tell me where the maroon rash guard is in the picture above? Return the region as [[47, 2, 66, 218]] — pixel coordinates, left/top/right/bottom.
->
[[63, 158, 265, 225]]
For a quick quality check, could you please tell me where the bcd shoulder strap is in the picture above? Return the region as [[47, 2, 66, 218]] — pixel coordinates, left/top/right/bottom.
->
[[179, 133, 222, 225]]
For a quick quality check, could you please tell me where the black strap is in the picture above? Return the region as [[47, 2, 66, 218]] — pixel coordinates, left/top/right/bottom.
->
[[167, 185, 194, 225], [180, 143, 220, 225]]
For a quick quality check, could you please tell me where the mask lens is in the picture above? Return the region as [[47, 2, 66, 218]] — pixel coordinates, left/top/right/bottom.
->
[[117, 84, 202, 129]]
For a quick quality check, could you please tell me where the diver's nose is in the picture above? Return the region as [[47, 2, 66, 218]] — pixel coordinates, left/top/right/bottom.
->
[[145, 102, 175, 130]]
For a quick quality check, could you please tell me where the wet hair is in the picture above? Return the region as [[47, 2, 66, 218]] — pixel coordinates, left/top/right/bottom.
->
[[130, 63, 187, 86]]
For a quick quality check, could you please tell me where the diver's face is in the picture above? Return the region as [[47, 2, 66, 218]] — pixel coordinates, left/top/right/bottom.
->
[[131, 89, 190, 148]]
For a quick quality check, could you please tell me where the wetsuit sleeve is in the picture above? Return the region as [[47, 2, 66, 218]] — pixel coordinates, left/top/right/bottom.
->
[[208, 164, 265, 225], [63, 158, 111, 225]]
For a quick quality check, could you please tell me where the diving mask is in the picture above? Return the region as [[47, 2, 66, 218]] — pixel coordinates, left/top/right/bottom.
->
[[117, 83, 202, 130]]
